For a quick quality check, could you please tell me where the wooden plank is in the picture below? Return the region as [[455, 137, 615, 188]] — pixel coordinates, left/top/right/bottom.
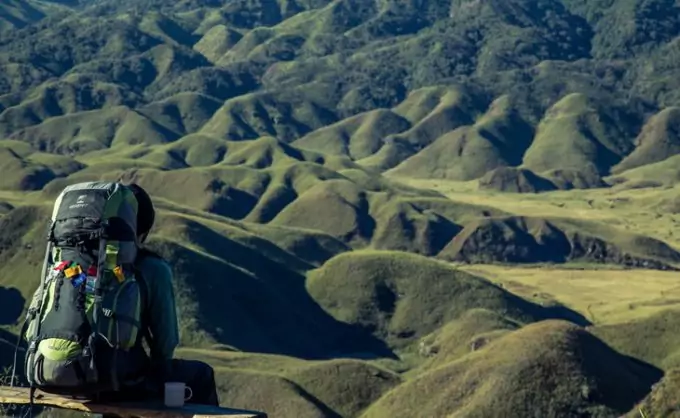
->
[[0, 386, 267, 418]]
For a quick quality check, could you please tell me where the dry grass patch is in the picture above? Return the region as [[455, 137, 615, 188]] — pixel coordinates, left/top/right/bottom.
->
[[460, 264, 680, 325]]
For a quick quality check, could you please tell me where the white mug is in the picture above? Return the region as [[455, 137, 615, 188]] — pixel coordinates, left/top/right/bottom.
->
[[164, 381, 193, 407]]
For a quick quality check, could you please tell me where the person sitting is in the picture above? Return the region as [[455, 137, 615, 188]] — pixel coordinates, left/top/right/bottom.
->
[[19, 181, 219, 407], [126, 183, 220, 406]]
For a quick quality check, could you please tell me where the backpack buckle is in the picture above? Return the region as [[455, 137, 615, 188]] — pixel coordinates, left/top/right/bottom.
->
[[113, 266, 125, 283]]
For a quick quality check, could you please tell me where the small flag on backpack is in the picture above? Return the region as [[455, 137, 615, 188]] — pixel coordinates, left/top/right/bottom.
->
[[85, 265, 98, 294]]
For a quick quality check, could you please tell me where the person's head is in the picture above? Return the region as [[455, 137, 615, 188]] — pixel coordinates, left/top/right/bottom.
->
[[128, 183, 155, 243]]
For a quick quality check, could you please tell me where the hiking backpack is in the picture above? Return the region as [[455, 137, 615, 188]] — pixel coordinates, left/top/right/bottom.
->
[[20, 181, 145, 399]]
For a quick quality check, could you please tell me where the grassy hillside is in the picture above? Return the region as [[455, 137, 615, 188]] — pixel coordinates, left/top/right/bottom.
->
[[362, 320, 662, 418], [306, 250, 588, 350], [459, 265, 680, 326], [1, 0, 680, 416], [0, 0, 678, 188], [0, 1, 74, 33], [439, 215, 680, 269]]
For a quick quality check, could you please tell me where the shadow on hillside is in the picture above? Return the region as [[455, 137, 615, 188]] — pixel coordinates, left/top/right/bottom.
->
[[580, 330, 665, 414], [0, 287, 24, 325], [147, 221, 397, 361], [491, 284, 593, 328], [468, 271, 593, 328], [541, 304, 591, 327]]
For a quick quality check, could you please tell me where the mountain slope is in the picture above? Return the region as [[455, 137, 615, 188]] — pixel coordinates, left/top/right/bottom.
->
[[306, 250, 589, 350], [386, 95, 533, 180], [362, 320, 662, 418]]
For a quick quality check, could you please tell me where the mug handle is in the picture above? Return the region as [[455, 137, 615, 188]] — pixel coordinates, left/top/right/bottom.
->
[[185, 386, 193, 401]]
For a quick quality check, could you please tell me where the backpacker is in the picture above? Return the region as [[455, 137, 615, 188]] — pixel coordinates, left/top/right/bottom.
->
[[19, 181, 145, 400]]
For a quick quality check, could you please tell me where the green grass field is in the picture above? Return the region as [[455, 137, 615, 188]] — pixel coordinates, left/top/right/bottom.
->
[[460, 264, 680, 325]]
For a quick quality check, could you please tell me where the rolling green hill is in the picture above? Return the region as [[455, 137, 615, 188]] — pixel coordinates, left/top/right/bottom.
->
[[1, 0, 680, 416], [362, 320, 663, 418], [0, 0, 76, 33]]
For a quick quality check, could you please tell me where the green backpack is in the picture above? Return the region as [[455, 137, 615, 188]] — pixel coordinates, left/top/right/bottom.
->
[[20, 181, 145, 399]]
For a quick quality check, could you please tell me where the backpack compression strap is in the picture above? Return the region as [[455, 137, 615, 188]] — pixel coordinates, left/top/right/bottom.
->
[[14, 222, 57, 418], [133, 250, 154, 348]]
